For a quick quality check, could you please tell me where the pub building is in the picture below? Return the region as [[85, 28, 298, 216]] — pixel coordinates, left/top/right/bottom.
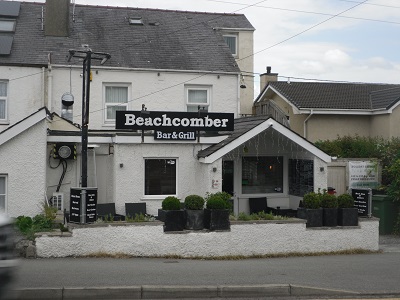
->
[[47, 108, 330, 220]]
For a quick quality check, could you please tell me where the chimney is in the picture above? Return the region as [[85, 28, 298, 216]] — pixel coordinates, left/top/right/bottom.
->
[[45, 0, 70, 37], [260, 66, 278, 91]]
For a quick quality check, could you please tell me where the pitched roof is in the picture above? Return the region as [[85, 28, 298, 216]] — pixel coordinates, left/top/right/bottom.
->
[[257, 82, 400, 111], [0, 2, 253, 73], [197, 115, 331, 163]]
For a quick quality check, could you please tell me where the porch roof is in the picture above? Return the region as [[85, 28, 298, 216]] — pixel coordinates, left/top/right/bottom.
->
[[197, 116, 331, 164]]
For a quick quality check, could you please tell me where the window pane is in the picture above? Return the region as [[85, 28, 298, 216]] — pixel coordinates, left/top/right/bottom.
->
[[188, 90, 207, 104], [105, 86, 128, 103], [145, 159, 176, 195], [0, 100, 5, 119], [242, 156, 283, 194], [0, 82, 7, 97], [106, 105, 126, 120], [289, 159, 314, 196], [0, 20, 15, 32], [0, 177, 5, 194], [0, 196, 4, 212], [223, 36, 236, 54]]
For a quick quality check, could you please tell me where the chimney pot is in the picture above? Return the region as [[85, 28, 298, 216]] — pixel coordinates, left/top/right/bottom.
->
[[266, 66, 271, 74]]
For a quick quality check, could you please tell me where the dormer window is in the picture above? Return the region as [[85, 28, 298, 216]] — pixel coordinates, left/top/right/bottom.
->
[[223, 34, 237, 56]]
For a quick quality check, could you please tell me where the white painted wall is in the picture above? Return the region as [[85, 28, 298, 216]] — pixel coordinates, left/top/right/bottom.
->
[[50, 67, 240, 130], [114, 143, 222, 216], [0, 120, 47, 217], [0, 66, 44, 131], [35, 218, 379, 258]]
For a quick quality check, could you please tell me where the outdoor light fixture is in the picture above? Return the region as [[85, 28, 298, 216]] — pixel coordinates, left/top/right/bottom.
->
[[240, 74, 246, 89]]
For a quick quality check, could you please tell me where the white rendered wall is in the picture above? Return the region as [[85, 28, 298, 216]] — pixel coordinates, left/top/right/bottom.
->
[[50, 67, 239, 130], [0, 120, 47, 217], [35, 218, 379, 258], [114, 143, 222, 216], [0, 66, 44, 131]]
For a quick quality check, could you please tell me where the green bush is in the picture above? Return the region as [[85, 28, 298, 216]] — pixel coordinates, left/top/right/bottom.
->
[[320, 193, 338, 208], [15, 216, 33, 234], [303, 192, 321, 209], [337, 193, 355, 208], [184, 195, 205, 210], [15, 214, 55, 240], [205, 192, 232, 210], [162, 196, 181, 210]]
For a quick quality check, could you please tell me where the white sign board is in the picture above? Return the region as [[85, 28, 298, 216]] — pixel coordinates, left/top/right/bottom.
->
[[349, 161, 379, 189]]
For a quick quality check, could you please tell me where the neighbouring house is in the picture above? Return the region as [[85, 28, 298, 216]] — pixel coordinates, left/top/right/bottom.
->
[[253, 67, 400, 143], [0, 1, 330, 219]]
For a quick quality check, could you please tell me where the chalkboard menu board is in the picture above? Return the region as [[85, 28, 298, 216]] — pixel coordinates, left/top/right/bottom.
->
[[69, 188, 98, 224], [351, 188, 371, 217]]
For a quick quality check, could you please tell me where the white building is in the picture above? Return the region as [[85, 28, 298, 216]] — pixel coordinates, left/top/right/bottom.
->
[[0, 0, 330, 219]]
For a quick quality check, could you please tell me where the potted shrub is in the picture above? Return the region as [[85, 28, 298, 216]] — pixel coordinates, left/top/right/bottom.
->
[[162, 196, 185, 232], [321, 193, 338, 227], [204, 192, 231, 231], [303, 192, 323, 227], [337, 193, 358, 226], [184, 194, 205, 230]]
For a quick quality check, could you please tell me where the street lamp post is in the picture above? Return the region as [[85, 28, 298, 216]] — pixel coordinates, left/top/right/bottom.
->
[[67, 48, 110, 224]]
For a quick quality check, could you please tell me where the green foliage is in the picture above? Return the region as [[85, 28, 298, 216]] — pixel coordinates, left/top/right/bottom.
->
[[162, 196, 181, 210], [337, 193, 355, 208], [126, 213, 147, 222], [184, 195, 205, 210], [205, 192, 232, 210], [237, 211, 287, 221], [386, 158, 400, 203], [315, 136, 400, 190], [302, 192, 321, 209], [320, 193, 338, 208], [15, 213, 55, 240]]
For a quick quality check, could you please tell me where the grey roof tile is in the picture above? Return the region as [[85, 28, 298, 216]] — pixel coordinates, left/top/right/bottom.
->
[[263, 82, 400, 110], [0, 2, 253, 73]]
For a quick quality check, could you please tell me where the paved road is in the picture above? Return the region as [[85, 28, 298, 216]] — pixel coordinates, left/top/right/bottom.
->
[[5, 235, 400, 299]]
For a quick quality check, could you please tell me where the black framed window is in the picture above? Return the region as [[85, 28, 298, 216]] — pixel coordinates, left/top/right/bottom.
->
[[242, 156, 283, 194], [289, 159, 314, 196], [145, 159, 176, 195]]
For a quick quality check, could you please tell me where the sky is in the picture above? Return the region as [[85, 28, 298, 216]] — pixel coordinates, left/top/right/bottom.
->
[[19, 0, 400, 95]]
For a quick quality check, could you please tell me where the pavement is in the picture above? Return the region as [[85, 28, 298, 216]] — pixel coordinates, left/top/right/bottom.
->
[[3, 234, 400, 300]]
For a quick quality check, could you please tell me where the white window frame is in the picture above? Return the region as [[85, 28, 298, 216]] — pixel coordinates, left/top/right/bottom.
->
[[223, 34, 238, 57], [103, 83, 130, 124], [0, 175, 7, 214], [0, 80, 8, 123], [185, 85, 211, 112], [143, 158, 178, 198]]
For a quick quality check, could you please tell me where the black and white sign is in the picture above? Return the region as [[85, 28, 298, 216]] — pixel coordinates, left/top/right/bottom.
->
[[352, 188, 371, 217], [154, 130, 196, 140], [116, 111, 234, 131], [69, 188, 98, 224]]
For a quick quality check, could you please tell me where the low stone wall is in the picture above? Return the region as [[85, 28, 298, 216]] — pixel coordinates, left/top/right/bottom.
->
[[35, 218, 379, 258]]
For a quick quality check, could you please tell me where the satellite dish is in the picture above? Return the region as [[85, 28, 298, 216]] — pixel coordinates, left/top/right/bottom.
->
[[61, 92, 74, 107]]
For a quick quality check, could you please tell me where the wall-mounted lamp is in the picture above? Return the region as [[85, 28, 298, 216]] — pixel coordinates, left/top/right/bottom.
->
[[119, 163, 124, 168], [240, 74, 246, 89], [108, 144, 114, 155], [213, 167, 217, 172], [320, 167, 325, 172]]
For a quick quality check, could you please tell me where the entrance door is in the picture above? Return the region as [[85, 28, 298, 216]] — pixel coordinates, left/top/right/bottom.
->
[[222, 161, 234, 196]]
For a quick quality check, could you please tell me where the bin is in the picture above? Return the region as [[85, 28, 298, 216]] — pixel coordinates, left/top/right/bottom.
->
[[372, 195, 400, 235]]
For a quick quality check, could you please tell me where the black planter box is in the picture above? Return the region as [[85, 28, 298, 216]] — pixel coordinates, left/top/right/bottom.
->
[[296, 207, 307, 219], [306, 208, 323, 227], [157, 209, 166, 222], [338, 208, 359, 226], [323, 208, 338, 227], [204, 209, 230, 231], [163, 210, 185, 232], [185, 209, 204, 230]]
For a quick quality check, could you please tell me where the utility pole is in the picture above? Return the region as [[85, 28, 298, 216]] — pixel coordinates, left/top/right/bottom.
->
[[67, 48, 110, 187], [67, 48, 110, 224]]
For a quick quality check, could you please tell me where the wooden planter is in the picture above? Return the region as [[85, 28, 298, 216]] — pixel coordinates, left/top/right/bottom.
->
[[305, 208, 323, 227], [323, 208, 338, 227], [185, 209, 204, 230], [163, 210, 185, 232], [338, 208, 359, 226], [204, 209, 230, 231]]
